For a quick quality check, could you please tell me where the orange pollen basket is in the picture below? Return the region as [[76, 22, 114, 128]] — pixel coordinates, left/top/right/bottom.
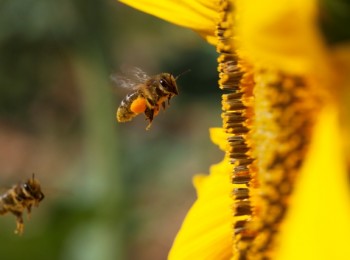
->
[[130, 97, 147, 114]]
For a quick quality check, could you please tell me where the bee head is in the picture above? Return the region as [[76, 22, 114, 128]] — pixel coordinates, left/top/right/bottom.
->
[[24, 174, 45, 202], [158, 73, 179, 95]]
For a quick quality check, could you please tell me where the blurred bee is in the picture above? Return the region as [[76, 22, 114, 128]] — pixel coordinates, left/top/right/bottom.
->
[[0, 174, 44, 235], [112, 67, 180, 130]]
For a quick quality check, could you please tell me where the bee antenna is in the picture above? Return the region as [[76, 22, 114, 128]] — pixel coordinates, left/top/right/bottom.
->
[[175, 69, 191, 80], [32, 173, 35, 180]]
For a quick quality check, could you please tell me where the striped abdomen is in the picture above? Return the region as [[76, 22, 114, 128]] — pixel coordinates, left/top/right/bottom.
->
[[117, 92, 147, 122]]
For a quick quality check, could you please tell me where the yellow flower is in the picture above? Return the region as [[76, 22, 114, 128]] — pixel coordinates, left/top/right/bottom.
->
[[168, 128, 234, 259], [119, 0, 350, 259], [118, 0, 219, 44]]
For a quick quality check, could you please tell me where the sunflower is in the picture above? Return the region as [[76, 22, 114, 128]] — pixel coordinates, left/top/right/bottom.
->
[[119, 0, 350, 259]]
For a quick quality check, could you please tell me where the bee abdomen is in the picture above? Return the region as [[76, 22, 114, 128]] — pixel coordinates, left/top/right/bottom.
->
[[0, 192, 16, 214], [117, 105, 136, 122], [117, 92, 147, 122], [116, 93, 138, 122]]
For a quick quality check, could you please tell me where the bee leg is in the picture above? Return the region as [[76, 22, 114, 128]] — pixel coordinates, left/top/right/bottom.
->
[[145, 107, 154, 121], [146, 98, 156, 107], [13, 211, 24, 235], [144, 108, 154, 130], [26, 205, 32, 220], [162, 102, 166, 110]]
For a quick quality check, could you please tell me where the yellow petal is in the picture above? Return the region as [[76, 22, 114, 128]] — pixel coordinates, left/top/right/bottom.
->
[[168, 129, 233, 259], [169, 163, 233, 259], [235, 0, 332, 78], [276, 105, 350, 259], [209, 127, 230, 152], [118, 0, 219, 44]]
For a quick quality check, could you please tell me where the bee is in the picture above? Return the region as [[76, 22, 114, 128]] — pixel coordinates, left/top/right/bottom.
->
[[112, 67, 179, 130], [0, 174, 44, 235]]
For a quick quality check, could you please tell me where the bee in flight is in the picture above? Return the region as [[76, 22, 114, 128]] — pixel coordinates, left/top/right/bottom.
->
[[112, 67, 180, 130], [0, 174, 44, 235]]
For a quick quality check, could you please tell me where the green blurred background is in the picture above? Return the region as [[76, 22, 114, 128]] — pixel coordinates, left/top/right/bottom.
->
[[0, 1, 222, 259]]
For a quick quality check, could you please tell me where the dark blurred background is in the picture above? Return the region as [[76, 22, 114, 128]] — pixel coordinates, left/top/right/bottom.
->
[[0, 1, 222, 259]]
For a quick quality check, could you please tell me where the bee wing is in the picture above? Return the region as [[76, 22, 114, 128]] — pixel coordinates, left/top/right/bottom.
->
[[111, 66, 151, 90], [110, 74, 139, 90], [123, 67, 151, 83]]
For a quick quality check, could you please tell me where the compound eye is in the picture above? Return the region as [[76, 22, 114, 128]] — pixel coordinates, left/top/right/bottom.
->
[[160, 78, 171, 90], [24, 183, 33, 193], [159, 76, 178, 95]]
